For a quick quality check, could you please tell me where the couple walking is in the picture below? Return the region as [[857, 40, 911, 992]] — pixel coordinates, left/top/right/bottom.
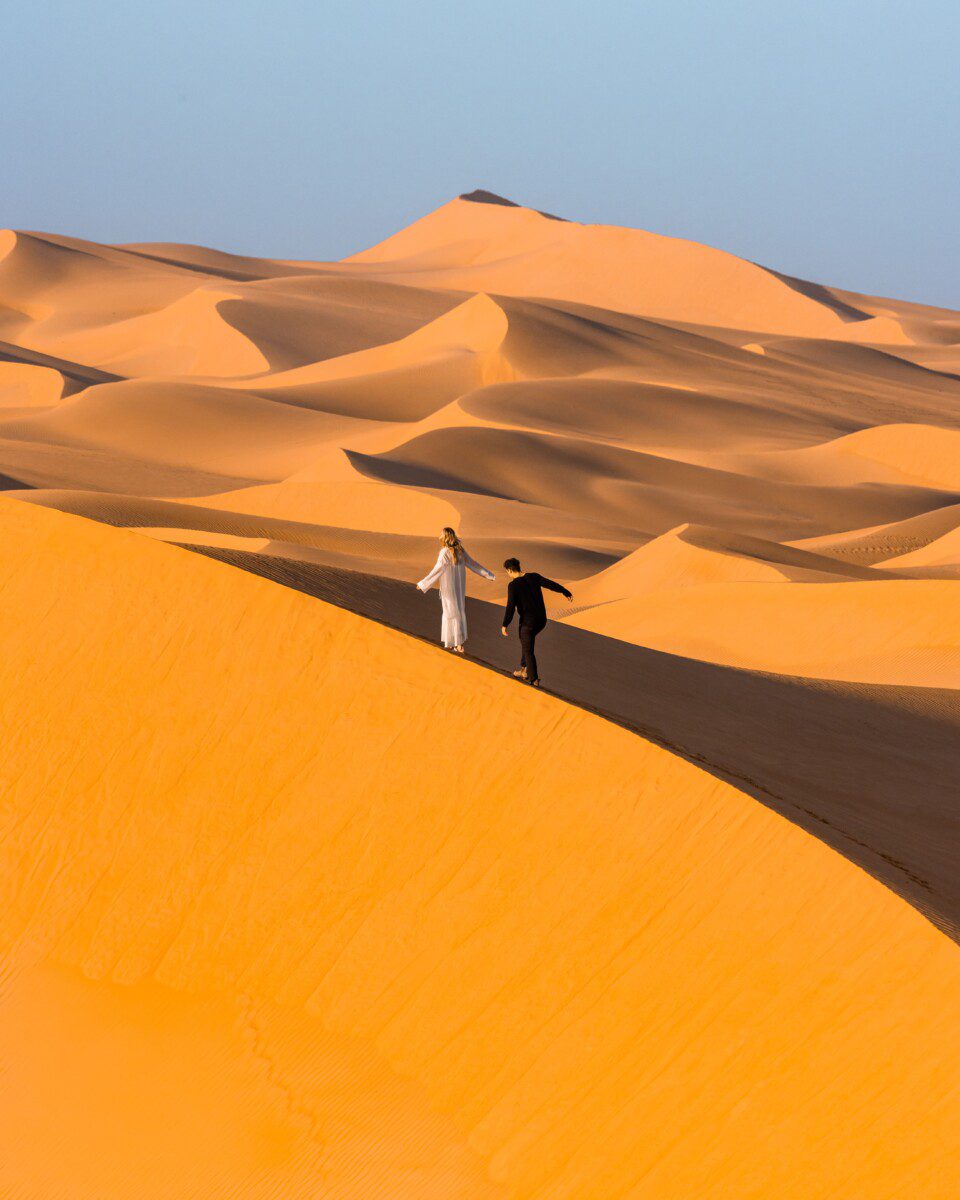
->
[[417, 527, 572, 686]]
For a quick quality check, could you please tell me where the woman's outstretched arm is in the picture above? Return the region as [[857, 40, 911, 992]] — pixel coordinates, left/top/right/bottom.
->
[[417, 551, 447, 591], [463, 551, 495, 581]]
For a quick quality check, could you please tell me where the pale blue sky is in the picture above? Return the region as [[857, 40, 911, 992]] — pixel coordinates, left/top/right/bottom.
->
[[4, 0, 958, 306]]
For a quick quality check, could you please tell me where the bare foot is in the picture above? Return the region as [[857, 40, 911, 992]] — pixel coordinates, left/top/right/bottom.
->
[[513, 668, 527, 678], [454, 645, 465, 654], [529, 679, 541, 688]]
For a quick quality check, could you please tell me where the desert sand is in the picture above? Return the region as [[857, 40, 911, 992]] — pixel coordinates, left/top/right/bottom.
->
[[3, 191, 960, 1196]]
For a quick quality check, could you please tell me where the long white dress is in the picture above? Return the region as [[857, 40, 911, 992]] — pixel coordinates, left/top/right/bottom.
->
[[417, 548, 494, 648]]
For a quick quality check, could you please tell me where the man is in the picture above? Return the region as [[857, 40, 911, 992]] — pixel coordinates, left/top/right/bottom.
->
[[500, 558, 572, 687]]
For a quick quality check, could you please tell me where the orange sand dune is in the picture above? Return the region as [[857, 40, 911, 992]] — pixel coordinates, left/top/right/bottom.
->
[[561, 524, 960, 685], [118, 238, 323, 279], [0, 229, 192, 343], [205, 476, 461, 531], [4, 379, 356, 479], [45, 284, 273, 377], [0, 432, 259, 496], [4, 192, 960, 1197], [727, 422, 960, 491], [792, 503, 960, 564], [571, 523, 897, 601], [3, 499, 960, 1199], [210, 293, 515, 421], [210, 276, 463, 372], [9, 487, 608, 583], [877, 521, 960, 571], [2, 230, 463, 379], [568, 572, 960, 687], [344, 192, 851, 335], [348, 423, 948, 540]]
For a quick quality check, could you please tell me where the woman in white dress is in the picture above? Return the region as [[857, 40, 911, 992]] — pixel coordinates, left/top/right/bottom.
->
[[417, 527, 495, 653]]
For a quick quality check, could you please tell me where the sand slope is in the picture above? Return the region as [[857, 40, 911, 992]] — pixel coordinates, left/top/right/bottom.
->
[[3, 499, 960, 1199]]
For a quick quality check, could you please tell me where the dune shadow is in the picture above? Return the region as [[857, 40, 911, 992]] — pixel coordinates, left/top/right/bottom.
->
[[0, 340, 122, 390], [0, 472, 31, 490], [459, 189, 569, 222], [345, 446, 515, 501], [756, 267, 873, 323]]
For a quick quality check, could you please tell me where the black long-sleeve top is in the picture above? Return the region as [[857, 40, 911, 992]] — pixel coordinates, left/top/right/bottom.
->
[[502, 573, 572, 629]]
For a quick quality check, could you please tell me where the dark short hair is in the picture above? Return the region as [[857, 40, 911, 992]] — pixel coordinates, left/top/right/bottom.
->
[[503, 557, 521, 572]]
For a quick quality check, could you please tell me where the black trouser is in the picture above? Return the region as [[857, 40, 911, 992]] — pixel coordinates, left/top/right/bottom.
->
[[519, 620, 546, 681]]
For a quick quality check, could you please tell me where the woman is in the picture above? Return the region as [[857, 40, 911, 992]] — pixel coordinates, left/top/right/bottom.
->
[[417, 527, 494, 653]]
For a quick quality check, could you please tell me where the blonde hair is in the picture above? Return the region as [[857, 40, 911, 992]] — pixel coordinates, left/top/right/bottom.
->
[[441, 526, 464, 564]]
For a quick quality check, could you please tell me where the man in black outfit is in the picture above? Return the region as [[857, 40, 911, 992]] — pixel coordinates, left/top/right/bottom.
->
[[500, 558, 572, 686]]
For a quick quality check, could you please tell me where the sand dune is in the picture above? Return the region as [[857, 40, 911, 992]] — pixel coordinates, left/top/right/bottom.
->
[[0, 230, 191, 346], [571, 523, 895, 601], [558, 523, 960, 685], [47, 285, 272, 377], [0, 335, 122, 392], [460, 374, 809, 453], [3, 192, 960, 1196], [345, 191, 854, 334], [9, 487, 607, 583], [205, 476, 461, 531], [3, 380, 360, 480], [792, 504, 960, 564], [568, 572, 960, 686], [118, 238, 322, 279], [877, 521, 960, 571], [201, 276, 463, 374], [815, 422, 960, 490], [0, 434, 258, 496], [210, 293, 515, 421], [728, 423, 960, 490], [349, 424, 949, 540], [3, 499, 960, 1200]]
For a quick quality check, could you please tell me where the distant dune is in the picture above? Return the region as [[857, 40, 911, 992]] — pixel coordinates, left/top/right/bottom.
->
[[3, 192, 960, 1197]]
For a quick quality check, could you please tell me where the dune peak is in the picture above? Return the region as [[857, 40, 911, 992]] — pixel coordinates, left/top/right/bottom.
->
[[459, 188, 520, 207], [459, 188, 568, 222]]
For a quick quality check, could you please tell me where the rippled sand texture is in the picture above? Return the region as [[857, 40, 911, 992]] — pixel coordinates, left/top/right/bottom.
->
[[3, 192, 960, 1197]]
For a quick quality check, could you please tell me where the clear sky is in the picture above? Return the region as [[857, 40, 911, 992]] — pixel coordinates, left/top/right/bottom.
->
[[4, 0, 958, 306]]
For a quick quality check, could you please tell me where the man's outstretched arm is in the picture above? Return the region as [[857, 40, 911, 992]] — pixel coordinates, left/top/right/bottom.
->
[[538, 575, 573, 600]]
